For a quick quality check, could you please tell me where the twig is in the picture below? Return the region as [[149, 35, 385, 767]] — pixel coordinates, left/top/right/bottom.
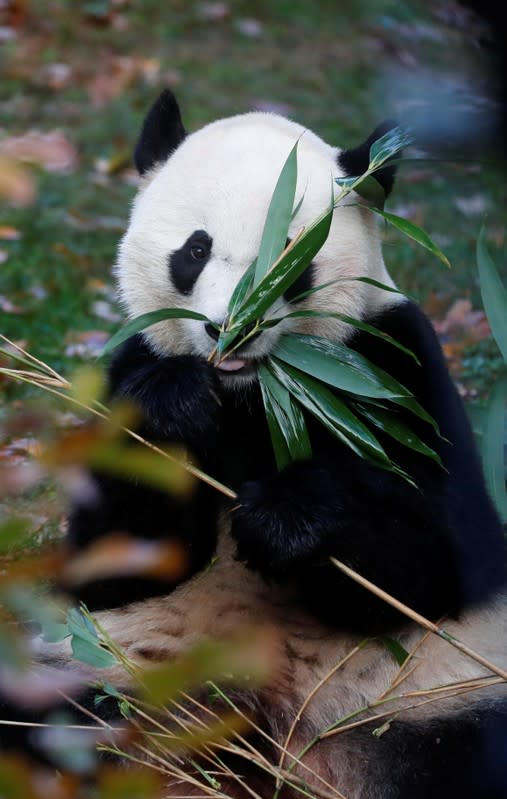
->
[[1, 368, 237, 500], [276, 642, 364, 792], [330, 557, 507, 680]]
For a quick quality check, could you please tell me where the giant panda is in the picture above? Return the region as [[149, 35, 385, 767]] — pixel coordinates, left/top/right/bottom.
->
[[6, 89, 507, 798]]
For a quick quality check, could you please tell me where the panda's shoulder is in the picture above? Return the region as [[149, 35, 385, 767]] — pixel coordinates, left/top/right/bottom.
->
[[353, 298, 446, 380]]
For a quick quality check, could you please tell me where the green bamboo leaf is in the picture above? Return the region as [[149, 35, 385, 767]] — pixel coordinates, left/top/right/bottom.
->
[[352, 276, 403, 294], [254, 140, 299, 287], [267, 310, 419, 363], [68, 608, 118, 668], [71, 635, 118, 668], [100, 308, 213, 357], [219, 205, 333, 351], [371, 209, 451, 268], [258, 377, 291, 469], [368, 126, 413, 168], [335, 174, 385, 208], [466, 403, 487, 439], [477, 226, 507, 363], [481, 374, 507, 522], [267, 358, 393, 467], [227, 259, 256, 321], [273, 334, 411, 399], [354, 402, 443, 466], [274, 334, 439, 429], [381, 636, 410, 667], [291, 188, 307, 221], [288, 275, 402, 305], [258, 364, 312, 468]]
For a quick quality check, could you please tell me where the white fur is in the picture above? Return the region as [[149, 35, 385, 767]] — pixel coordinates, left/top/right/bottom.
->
[[34, 529, 507, 798], [116, 111, 400, 386]]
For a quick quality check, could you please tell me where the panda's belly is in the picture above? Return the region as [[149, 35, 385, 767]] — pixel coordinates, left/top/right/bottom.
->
[[44, 526, 507, 718]]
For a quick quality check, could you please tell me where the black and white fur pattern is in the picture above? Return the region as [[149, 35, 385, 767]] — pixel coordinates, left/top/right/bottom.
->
[[7, 90, 507, 798]]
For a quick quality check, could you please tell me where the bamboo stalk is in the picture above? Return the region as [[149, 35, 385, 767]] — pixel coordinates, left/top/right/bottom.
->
[[330, 557, 507, 680]]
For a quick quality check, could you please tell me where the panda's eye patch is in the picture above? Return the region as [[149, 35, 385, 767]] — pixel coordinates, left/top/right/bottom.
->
[[169, 229, 212, 295]]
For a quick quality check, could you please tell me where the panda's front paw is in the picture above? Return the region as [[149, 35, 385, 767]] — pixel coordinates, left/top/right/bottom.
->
[[230, 462, 340, 579], [109, 337, 221, 455]]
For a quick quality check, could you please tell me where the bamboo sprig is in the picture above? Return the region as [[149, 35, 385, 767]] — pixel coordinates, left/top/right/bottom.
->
[[276, 642, 366, 792], [0, 365, 236, 500], [330, 557, 507, 681]]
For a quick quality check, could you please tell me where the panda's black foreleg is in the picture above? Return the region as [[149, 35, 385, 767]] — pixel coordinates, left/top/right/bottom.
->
[[66, 334, 222, 611], [230, 454, 506, 634]]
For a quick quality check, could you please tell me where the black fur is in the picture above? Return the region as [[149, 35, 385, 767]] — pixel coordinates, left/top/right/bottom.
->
[[69, 301, 506, 629], [134, 89, 186, 175], [228, 301, 505, 632], [169, 229, 213, 295], [283, 263, 314, 303], [66, 335, 221, 610], [338, 119, 400, 196], [345, 700, 507, 798]]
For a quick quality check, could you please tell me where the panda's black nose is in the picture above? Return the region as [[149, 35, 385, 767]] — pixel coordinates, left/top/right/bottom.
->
[[205, 322, 220, 341]]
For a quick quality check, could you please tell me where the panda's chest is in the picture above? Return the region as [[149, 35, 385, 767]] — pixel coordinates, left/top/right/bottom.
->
[[218, 389, 276, 486]]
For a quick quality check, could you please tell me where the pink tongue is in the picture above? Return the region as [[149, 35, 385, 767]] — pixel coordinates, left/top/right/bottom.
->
[[216, 358, 247, 372]]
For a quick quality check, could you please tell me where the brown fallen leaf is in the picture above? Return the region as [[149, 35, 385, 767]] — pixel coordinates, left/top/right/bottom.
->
[[63, 533, 187, 586], [0, 226, 21, 240], [0, 155, 36, 205], [0, 131, 78, 173], [64, 330, 110, 359], [0, 295, 24, 313]]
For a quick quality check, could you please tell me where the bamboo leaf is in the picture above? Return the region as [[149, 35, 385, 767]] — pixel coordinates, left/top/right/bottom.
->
[[258, 377, 292, 470], [273, 334, 411, 399], [335, 174, 386, 208], [354, 402, 443, 466], [288, 275, 402, 305], [219, 205, 333, 350], [68, 607, 118, 668], [381, 635, 410, 666], [477, 226, 507, 363], [100, 308, 213, 357], [258, 364, 312, 468], [267, 358, 394, 468], [228, 259, 256, 321], [352, 276, 403, 294], [254, 140, 299, 287], [267, 310, 419, 362], [274, 334, 439, 430], [481, 374, 507, 522], [370, 209, 451, 268], [368, 126, 413, 168]]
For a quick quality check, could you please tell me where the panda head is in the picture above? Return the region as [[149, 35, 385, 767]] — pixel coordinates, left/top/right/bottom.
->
[[116, 89, 402, 388]]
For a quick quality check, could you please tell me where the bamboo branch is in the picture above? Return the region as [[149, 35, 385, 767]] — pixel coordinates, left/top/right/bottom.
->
[[330, 557, 507, 680]]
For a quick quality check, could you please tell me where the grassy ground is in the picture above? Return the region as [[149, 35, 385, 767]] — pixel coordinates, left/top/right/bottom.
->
[[0, 0, 506, 532]]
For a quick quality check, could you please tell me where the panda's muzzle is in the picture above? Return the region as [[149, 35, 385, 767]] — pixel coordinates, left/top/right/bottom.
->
[[205, 321, 262, 376]]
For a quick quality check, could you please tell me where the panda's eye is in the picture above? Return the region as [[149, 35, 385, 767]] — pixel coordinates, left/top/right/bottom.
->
[[190, 244, 207, 261]]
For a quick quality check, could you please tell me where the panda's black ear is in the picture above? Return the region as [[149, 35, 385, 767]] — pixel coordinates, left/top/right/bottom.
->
[[338, 120, 400, 197], [134, 89, 186, 175]]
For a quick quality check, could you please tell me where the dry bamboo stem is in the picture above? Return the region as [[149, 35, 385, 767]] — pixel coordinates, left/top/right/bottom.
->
[[330, 557, 507, 681]]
